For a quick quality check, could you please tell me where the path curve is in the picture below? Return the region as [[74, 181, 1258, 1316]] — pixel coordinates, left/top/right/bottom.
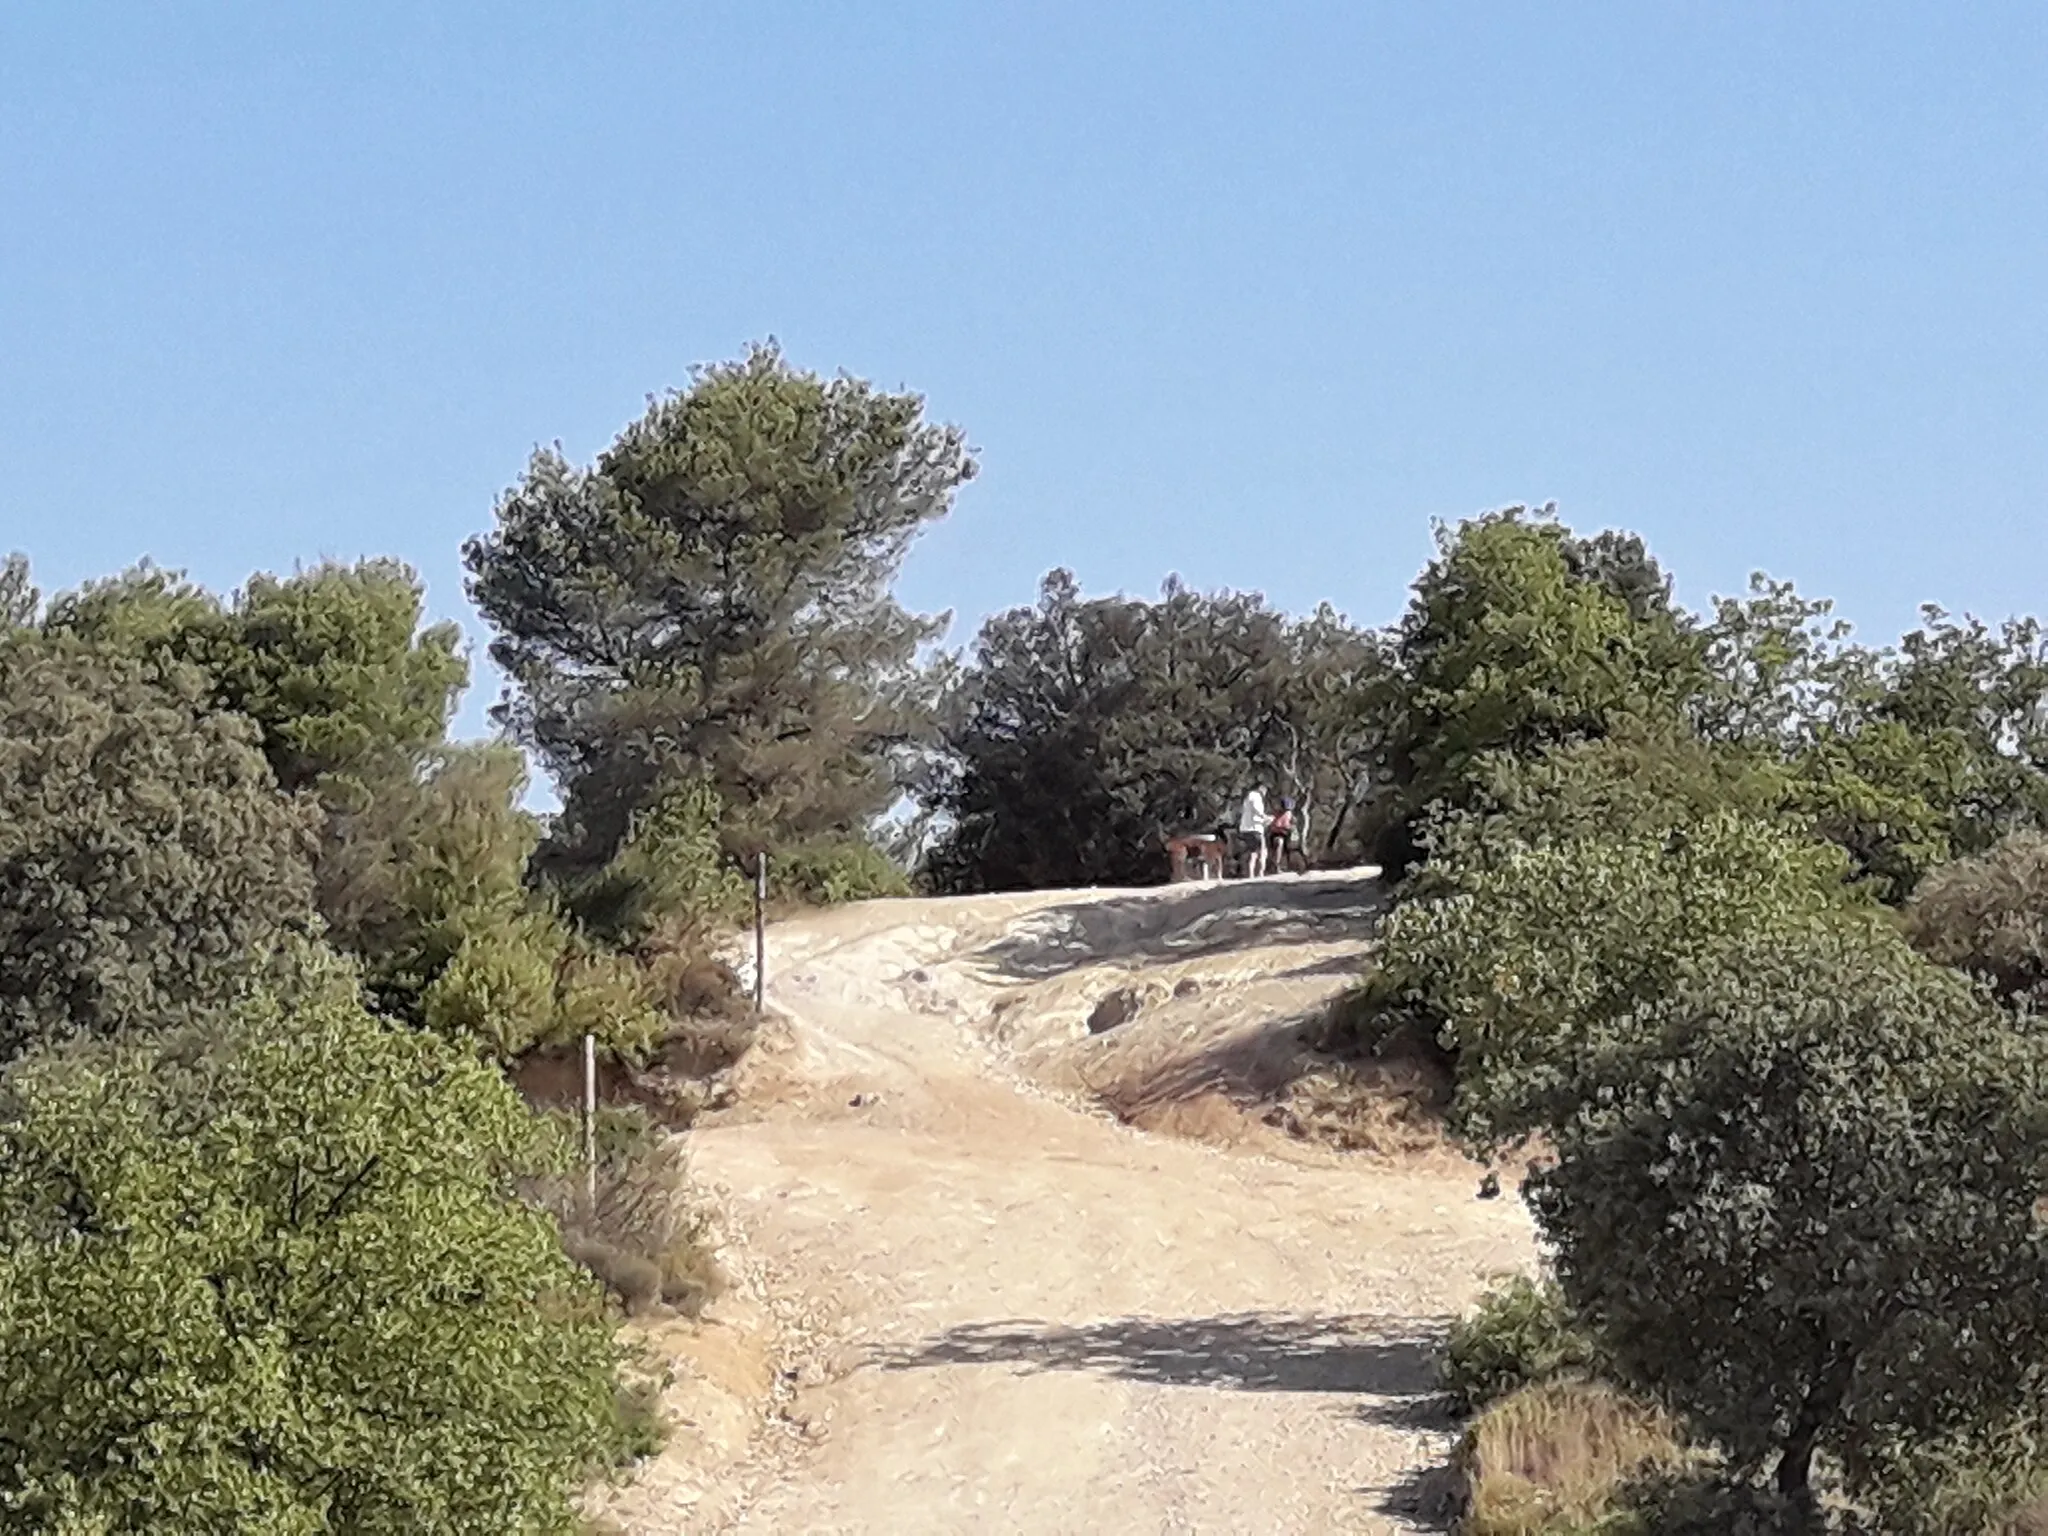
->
[[634, 875, 1536, 1534]]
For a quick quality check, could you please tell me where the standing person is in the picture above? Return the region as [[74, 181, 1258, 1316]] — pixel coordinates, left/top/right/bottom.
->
[[1267, 798, 1296, 875], [1237, 784, 1269, 878]]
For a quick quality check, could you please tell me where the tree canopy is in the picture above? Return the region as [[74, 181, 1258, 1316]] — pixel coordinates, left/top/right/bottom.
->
[[924, 569, 1394, 891], [0, 985, 624, 1531], [465, 344, 976, 884], [0, 640, 319, 1063]]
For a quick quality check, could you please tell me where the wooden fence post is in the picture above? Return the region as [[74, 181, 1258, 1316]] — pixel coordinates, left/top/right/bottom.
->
[[753, 851, 768, 1013], [581, 1031, 597, 1215]]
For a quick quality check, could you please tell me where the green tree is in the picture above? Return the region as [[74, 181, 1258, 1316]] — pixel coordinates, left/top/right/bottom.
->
[[1371, 809, 1864, 1143], [1694, 573, 1876, 749], [41, 558, 467, 795], [219, 560, 467, 794], [0, 984, 625, 1532], [1380, 508, 1704, 872], [1530, 919, 2048, 1510], [0, 641, 318, 1062], [312, 743, 541, 1018], [465, 344, 975, 885], [926, 570, 1394, 891], [563, 775, 749, 945], [1791, 716, 1972, 902]]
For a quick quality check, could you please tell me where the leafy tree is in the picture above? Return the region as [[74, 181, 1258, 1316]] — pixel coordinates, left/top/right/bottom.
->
[[926, 570, 1394, 891], [1380, 508, 1704, 872], [0, 983, 626, 1532], [0, 640, 318, 1062], [1370, 809, 1865, 1143], [562, 775, 749, 946], [1529, 919, 2048, 1509], [1881, 607, 2048, 855], [39, 561, 229, 671], [1694, 573, 1874, 749], [219, 560, 467, 794], [465, 344, 975, 885], [0, 554, 36, 630], [42, 558, 468, 796], [419, 912, 667, 1063], [1791, 716, 1973, 902], [312, 743, 541, 1018], [1432, 727, 1798, 862]]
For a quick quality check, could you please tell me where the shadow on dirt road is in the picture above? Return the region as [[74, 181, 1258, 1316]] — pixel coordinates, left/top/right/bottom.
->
[[971, 875, 1390, 983], [871, 1310, 1445, 1417]]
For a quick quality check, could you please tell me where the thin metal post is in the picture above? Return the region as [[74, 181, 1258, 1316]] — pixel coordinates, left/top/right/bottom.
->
[[753, 851, 768, 1012], [582, 1031, 597, 1214]]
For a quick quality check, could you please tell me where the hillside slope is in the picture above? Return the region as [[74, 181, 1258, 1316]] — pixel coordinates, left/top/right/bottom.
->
[[590, 873, 1537, 1534]]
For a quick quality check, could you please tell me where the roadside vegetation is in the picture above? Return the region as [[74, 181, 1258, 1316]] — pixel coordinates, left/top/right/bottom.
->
[[10, 341, 2048, 1528], [0, 347, 969, 1528]]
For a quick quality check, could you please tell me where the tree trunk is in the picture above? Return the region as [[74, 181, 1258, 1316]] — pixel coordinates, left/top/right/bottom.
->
[[1774, 1418, 1821, 1502], [1775, 1348, 1860, 1502]]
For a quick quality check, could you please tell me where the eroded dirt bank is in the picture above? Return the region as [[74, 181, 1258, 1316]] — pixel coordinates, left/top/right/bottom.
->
[[591, 874, 1537, 1535]]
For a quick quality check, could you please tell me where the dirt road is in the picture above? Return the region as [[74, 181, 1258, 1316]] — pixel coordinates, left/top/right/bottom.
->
[[596, 874, 1537, 1534]]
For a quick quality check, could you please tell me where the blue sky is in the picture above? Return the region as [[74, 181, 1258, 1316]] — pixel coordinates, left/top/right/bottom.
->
[[5, 4, 2046, 746]]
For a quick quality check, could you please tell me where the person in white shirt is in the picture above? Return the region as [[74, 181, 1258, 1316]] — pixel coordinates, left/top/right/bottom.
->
[[1237, 785, 1269, 878]]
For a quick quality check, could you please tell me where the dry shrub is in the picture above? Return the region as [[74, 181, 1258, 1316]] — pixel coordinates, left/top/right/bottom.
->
[[643, 935, 758, 1079], [1268, 990, 1455, 1153], [1905, 831, 2048, 1007], [532, 1121, 726, 1319], [1460, 1379, 1683, 1536], [1265, 1060, 1449, 1154], [2006, 1493, 2048, 1535]]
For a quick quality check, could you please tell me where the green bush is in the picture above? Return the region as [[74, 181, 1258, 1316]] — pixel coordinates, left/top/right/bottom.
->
[[1531, 918, 2048, 1509], [771, 836, 911, 905], [568, 777, 750, 945], [1374, 809, 1869, 1143], [0, 640, 320, 1063], [1443, 1275, 1602, 1415], [0, 987, 628, 1532], [312, 742, 542, 1020], [420, 913, 667, 1064]]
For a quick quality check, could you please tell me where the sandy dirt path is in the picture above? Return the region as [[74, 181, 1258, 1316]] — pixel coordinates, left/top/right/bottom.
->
[[619, 874, 1537, 1534]]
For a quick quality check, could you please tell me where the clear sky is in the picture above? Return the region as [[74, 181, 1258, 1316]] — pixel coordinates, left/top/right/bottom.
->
[[5, 4, 2046, 745]]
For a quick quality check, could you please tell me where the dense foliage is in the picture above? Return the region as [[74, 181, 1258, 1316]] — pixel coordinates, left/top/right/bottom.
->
[[925, 569, 1394, 890], [20, 344, 2048, 1528], [0, 640, 319, 1063], [1440, 1274, 1600, 1417], [1362, 507, 2048, 1523], [1533, 920, 2048, 1506], [466, 344, 974, 889], [0, 985, 624, 1532]]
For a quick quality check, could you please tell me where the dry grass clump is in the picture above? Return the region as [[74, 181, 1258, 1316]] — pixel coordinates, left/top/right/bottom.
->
[[1265, 986, 1455, 1153], [1264, 1059, 1448, 1154], [531, 1119, 727, 1319], [2005, 1493, 2048, 1535], [1459, 1379, 1684, 1536], [642, 944, 759, 1080]]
